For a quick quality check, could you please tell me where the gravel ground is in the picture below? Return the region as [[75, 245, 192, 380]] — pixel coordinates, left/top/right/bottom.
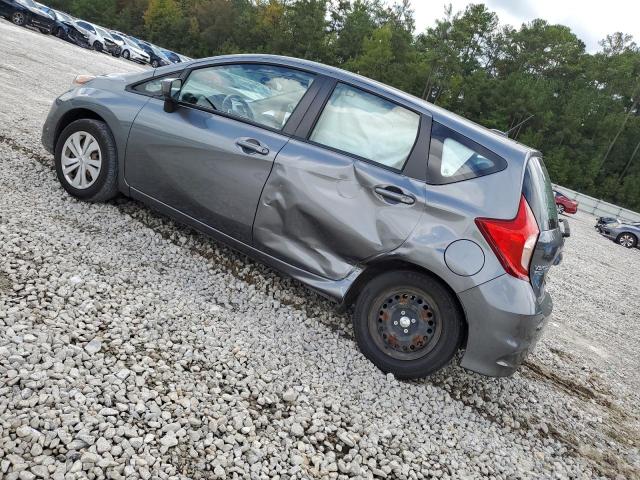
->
[[1, 20, 639, 480]]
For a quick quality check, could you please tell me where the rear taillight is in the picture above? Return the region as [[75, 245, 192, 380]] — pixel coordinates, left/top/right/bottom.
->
[[475, 196, 539, 281]]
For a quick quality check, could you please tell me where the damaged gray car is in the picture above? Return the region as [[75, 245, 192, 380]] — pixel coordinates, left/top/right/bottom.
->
[[42, 54, 567, 379]]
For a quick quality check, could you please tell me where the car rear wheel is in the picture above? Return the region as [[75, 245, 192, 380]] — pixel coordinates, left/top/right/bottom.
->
[[11, 12, 26, 26], [122, 49, 130, 60], [617, 233, 637, 248], [353, 271, 463, 379], [55, 119, 119, 203], [556, 203, 565, 214]]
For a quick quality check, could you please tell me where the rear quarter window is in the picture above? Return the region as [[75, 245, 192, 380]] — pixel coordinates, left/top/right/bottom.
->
[[427, 122, 507, 184]]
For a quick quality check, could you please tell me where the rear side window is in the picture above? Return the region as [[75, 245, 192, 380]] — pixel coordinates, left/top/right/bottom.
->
[[523, 157, 558, 231], [427, 122, 506, 184], [310, 83, 420, 170]]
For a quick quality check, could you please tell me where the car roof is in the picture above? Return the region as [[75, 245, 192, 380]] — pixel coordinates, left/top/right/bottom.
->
[[190, 54, 536, 163]]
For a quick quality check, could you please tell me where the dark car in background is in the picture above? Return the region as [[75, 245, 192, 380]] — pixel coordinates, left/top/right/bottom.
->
[[599, 221, 640, 248], [130, 37, 170, 67], [39, 8, 89, 47], [41, 54, 567, 379], [553, 189, 578, 214], [161, 48, 182, 64], [0, 0, 55, 32]]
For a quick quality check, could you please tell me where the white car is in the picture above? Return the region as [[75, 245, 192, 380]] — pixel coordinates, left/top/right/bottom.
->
[[73, 20, 114, 52], [110, 31, 149, 64]]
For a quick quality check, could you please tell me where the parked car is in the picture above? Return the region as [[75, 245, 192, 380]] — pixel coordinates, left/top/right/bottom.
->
[[130, 37, 171, 68], [40, 8, 89, 47], [553, 189, 578, 214], [94, 26, 121, 56], [0, 0, 55, 33], [160, 48, 182, 64], [599, 221, 639, 248], [41, 55, 567, 379], [73, 20, 109, 52], [595, 216, 619, 233], [110, 31, 149, 64]]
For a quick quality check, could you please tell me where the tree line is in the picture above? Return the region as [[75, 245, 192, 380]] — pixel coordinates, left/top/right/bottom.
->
[[43, 0, 640, 212]]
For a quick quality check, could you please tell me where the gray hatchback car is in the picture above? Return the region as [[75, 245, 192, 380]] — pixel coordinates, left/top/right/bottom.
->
[[42, 54, 566, 379]]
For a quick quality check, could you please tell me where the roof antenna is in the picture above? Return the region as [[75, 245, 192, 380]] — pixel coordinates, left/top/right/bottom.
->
[[505, 114, 535, 138]]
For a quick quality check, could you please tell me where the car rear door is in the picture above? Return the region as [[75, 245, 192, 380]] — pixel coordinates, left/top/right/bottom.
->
[[125, 62, 319, 244], [253, 80, 430, 281]]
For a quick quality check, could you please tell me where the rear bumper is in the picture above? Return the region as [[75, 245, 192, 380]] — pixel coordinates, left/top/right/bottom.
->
[[459, 274, 552, 377]]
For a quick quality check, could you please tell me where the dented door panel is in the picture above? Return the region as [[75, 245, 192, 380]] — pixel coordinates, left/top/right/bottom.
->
[[253, 139, 426, 280]]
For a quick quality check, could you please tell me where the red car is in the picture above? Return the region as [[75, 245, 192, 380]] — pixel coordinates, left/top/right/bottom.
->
[[553, 190, 578, 214]]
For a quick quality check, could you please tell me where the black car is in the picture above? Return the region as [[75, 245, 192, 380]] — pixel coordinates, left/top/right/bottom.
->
[[38, 7, 89, 47], [0, 0, 55, 33], [130, 37, 170, 68]]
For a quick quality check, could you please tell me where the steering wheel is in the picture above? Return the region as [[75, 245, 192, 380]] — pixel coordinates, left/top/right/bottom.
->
[[222, 94, 254, 121]]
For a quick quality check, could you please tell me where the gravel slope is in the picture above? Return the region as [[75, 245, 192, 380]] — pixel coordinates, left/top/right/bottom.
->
[[0, 20, 639, 480]]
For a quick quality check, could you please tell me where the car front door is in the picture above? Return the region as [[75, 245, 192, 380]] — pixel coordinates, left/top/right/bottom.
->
[[125, 62, 318, 244], [253, 81, 430, 280]]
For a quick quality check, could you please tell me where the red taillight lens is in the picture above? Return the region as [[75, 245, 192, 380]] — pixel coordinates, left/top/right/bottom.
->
[[475, 196, 539, 281]]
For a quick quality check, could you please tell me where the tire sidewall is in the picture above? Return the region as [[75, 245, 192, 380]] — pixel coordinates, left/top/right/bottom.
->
[[12, 12, 26, 25], [123, 49, 130, 59], [54, 120, 116, 201], [353, 271, 463, 379]]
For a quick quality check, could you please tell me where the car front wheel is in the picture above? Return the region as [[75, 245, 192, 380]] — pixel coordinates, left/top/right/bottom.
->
[[93, 41, 102, 52], [122, 49, 130, 60], [11, 12, 26, 26], [353, 271, 463, 379], [617, 233, 637, 248], [54, 119, 119, 203]]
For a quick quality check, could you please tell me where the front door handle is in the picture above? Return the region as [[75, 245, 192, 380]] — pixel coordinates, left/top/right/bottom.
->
[[236, 138, 269, 155], [374, 186, 415, 205]]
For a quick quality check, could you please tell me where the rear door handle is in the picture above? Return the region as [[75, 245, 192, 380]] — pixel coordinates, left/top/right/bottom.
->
[[374, 186, 415, 205], [236, 138, 269, 155]]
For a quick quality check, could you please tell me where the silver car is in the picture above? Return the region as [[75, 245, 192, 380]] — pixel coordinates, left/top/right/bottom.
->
[[41, 54, 567, 378], [600, 221, 640, 248]]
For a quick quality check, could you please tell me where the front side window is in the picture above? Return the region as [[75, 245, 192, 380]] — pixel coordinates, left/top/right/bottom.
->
[[178, 64, 315, 131], [427, 122, 507, 184], [310, 83, 419, 170]]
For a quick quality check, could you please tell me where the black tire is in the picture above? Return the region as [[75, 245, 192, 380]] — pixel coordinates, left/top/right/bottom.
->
[[353, 271, 463, 379], [617, 233, 637, 248], [151, 59, 159, 68], [93, 41, 102, 52], [54, 119, 119, 203], [122, 49, 130, 60], [11, 11, 26, 26]]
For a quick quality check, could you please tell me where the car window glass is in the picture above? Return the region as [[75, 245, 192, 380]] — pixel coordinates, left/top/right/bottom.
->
[[132, 78, 165, 96], [309, 83, 419, 170], [179, 64, 315, 130], [523, 156, 558, 231], [427, 122, 507, 184]]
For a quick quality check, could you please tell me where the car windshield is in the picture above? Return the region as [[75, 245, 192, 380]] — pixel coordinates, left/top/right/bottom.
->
[[17, 0, 37, 8], [54, 10, 72, 22], [96, 28, 111, 39]]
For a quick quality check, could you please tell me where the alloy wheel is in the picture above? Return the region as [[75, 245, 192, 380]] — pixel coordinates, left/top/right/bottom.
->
[[12, 12, 25, 26], [619, 234, 635, 248], [61, 131, 102, 189], [369, 288, 442, 361], [557, 204, 565, 214], [123, 50, 130, 59]]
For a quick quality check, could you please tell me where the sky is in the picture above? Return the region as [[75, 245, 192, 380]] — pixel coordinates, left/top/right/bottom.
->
[[411, 0, 640, 53]]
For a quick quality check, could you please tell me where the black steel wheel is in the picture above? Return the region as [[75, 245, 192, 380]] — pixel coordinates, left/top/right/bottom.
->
[[353, 271, 463, 379]]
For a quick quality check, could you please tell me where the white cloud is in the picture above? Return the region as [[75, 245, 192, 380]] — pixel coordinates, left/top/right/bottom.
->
[[410, 0, 640, 52]]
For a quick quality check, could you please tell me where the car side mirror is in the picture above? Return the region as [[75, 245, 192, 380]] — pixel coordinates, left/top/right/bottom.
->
[[559, 218, 571, 238], [161, 78, 182, 113]]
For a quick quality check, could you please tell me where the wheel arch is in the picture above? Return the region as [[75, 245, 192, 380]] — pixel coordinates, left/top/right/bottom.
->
[[343, 259, 469, 347], [53, 108, 106, 150]]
